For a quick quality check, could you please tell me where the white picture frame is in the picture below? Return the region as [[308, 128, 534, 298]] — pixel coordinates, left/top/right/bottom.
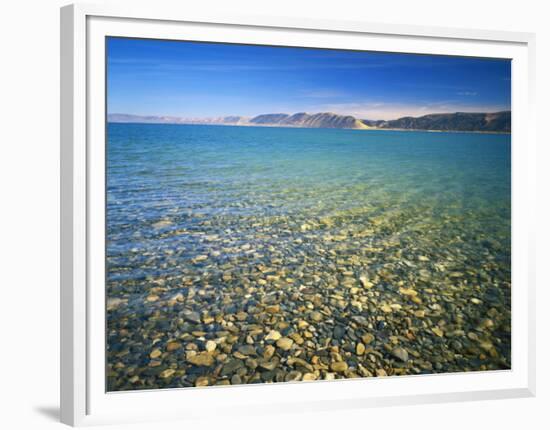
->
[[60, 3, 537, 426]]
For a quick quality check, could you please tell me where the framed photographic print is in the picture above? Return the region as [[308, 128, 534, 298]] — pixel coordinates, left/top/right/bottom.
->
[[60, 3, 536, 426]]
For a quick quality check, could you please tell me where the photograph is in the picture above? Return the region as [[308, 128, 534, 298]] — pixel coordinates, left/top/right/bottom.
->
[[105, 37, 512, 391]]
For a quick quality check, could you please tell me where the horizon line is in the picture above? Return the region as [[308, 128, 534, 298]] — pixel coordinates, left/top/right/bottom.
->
[[107, 109, 512, 122]]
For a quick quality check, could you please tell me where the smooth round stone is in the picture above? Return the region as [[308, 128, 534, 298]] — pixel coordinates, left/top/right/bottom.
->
[[231, 374, 242, 385], [451, 340, 462, 350], [195, 376, 209, 387], [205, 340, 217, 352], [432, 327, 444, 337], [221, 359, 245, 376], [245, 358, 258, 369], [302, 373, 317, 381], [258, 359, 278, 371], [356, 343, 366, 355], [187, 352, 214, 367], [182, 309, 201, 324], [166, 341, 181, 352], [333, 325, 346, 340], [149, 349, 162, 359], [330, 361, 348, 373], [261, 371, 276, 382], [361, 333, 375, 344], [310, 311, 323, 322], [265, 330, 282, 341], [391, 347, 409, 362], [284, 371, 302, 382], [263, 345, 275, 359], [159, 368, 175, 379], [276, 337, 294, 351], [376, 368, 388, 377], [238, 345, 257, 356]]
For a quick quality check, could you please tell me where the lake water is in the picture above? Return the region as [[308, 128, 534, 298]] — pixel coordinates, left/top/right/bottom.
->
[[106, 123, 511, 391]]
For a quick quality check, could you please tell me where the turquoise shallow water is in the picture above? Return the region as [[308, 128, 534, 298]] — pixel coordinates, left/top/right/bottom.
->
[[107, 123, 510, 282], [106, 123, 511, 391]]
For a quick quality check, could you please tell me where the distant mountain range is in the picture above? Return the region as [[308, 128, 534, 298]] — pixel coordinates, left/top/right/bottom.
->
[[107, 113, 250, 125], [363, 111, 511, 133], [249, 112, 368, 129], [108, 111, 511, 132]]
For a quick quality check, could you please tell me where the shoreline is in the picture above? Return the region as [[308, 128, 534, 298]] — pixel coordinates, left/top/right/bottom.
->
[[107, 121, 511, 135]]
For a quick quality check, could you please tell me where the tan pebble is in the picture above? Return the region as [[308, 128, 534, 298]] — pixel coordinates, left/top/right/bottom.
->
[[195, 376, 209, 387], [297, 320, 309, 330], [166, 341, 182, 352], [362, 333, 375, 344], [356, 343, 366, 355], [302, 373, 317, 381], [310, 311, 323, 322], [399, 287, 418, 297], [431, 327, 444, 337], [381, 304, 392, 313], [187, 352, 214, 366], [289, 332, 304, 345], [205, 340, 217, 352], [265, 305, 280, 313], [480, 319, 494, 329], [276, 337, 294, 351], [233, 352, 248, 359], [107, 297, 127, 311], [263, 345, 275, 359], [150, 349, 162, 359], [376, 368, 388, 377], [265, 330, 282, 341], [192, 331, 206, 337], [478, 340, 494, 351], [159, 369, 175, 379], [359, 276, 374, 289], [330, 361, 348, 373]]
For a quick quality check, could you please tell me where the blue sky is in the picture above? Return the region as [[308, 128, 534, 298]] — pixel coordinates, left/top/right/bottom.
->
[[107, 37, 511, 120]]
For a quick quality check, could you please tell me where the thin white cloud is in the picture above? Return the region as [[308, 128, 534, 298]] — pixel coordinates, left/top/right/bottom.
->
[[300, 89, 348, 99], [109, 58, 410, 73], [318, 101, 509, 120]]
